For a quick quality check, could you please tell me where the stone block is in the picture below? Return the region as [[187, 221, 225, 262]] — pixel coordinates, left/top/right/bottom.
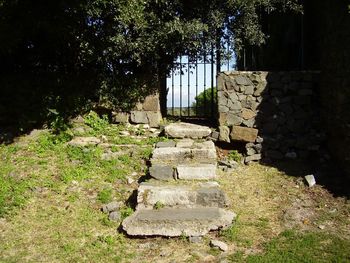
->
[[227, 113, 242, 126], [112, 111, 129, 123], [130, 111, 148, 124], [156, 141, 176, 148], [122, 207, 236, 237], [241, 108, 256, 120], [149, 165, 175, 181], [146, 111, 162, 127], [230, 126, 258, 143], [136, 182, 227, 209], [244, 85, 254, 95], [142, 94, 160, 111], [235, 75, 253, 86], [219, 126, 230, 143], [219, 112, 228, 125], [176, 139, 194, 148], [177, 164, 217, 180], [152, 147, 191, 163], [165, 122, 212, 139], [245, 154, 262, 163]]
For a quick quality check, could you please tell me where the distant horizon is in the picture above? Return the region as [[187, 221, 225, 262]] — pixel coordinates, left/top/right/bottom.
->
[[166, 54, 236, 108]]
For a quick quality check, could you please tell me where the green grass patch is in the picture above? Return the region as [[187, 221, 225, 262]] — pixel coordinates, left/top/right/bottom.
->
[[228, 230, 350, 263]]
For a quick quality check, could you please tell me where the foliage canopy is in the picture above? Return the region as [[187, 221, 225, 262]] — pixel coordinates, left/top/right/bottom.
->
[[0, 0, 300, 128]]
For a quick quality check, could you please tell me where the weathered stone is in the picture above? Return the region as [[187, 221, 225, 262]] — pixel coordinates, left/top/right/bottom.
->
[[109, 211, 121, 221], [151, 147, 191, 162], [149, 165, 175, 181], [228, 100, 242, 111], [68, 137, 101, 147], [241, 108, 256, 120], [230, 126, 258, 142], [165, 123, 211, 139], [242, 118, 255, 128], [244, 85, 254, 95], [192, 140, 215, 150], [210, 131, 220, 141], [245, 154, 262, 163], [177, 164, 217, 180], [226, 113, 242, 126], [122, 207, 236, 237], [210, 240, 228, 252], [176, 139, 194, 148], [235, 75, 252, 86], [151, 145, 216, 164], [136, 182, 227, 209], [219, 112, 228, 125], [146, 111, 162, 128], [156, 141, 176, 148], [142, 94, 160, 111], [102, 201, 121, 214], [219, 105, 229, 113], [112, 112, 129, 123], [219, 126, 230, 143], [304, 174, 316, 187], [130, 111, 148, 124]]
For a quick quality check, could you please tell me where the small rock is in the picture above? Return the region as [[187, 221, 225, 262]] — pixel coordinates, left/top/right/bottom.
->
[[318, 225, 325, 230], [143, 124, 150, 129], [120, 131, 130, 136], [102, 201, 121, 213], [210, 131, 220, 141], [100, 135, 108, 142], [109, 211, 121, 221], [189, 236, 202, 243], [131, 172, 138, 177], [127, 177, 135, 184], [149, 128, 158, 133], [210, 240, 228, 252], [304, 174, 316, 187]]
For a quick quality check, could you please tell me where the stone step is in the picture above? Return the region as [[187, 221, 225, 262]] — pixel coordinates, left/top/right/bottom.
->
[[164, 122, 212, 139], [149, 163, 217, 181], [151, 140, 217, 165], [122, 207, 236, 237], [136, 181, 227, 210]]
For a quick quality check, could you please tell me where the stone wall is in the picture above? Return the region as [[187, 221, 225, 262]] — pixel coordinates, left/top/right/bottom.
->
[[217, 71, 326, 163], [111, 93, 162, 127]]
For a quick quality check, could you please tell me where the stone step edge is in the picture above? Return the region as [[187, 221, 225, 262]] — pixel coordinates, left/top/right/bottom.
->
[[149, 164, 217, 181], [136, 181, 228, 210], [122, 207, 236, 237]]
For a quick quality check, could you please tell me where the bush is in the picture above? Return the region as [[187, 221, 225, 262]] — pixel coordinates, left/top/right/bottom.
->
[[192, 87, 218, 117]]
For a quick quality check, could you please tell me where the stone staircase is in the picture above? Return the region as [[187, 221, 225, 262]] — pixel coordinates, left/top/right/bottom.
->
[[122, 122, 236, 237]]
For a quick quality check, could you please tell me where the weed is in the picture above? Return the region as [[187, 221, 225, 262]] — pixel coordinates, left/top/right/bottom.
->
[[97, 188, 113, 204], [120, 207, 133, 219], [84, 111, 109, 133], [153, 201, 165, 210], [228, 150, 242, 162]]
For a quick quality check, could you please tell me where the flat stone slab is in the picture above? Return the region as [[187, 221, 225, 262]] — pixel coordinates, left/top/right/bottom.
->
[[122, 207, 236, 237], [151, 146, 216, 165], [137, 181, 227, 209], [176, 164, 217, 180], [67, 137, 101, 147], [165, 123, 212, 139]]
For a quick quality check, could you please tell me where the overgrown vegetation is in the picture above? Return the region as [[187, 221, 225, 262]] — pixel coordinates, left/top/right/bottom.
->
[[192, 87, 218, 117], [1, 113, 349, 262]]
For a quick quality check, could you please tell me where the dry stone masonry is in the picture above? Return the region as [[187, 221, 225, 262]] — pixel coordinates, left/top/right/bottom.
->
[[217, 71, 326, 163], [122, 122, 236, 237]]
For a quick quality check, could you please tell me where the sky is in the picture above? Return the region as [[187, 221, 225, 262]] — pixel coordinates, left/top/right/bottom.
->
[[166, 54, 236, 108]]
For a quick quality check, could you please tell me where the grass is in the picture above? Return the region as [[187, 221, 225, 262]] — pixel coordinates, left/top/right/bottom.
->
[[0, 112, 349, 262]]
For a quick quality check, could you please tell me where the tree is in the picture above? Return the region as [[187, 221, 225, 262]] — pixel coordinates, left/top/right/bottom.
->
[[0, 0, 301, 129]]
